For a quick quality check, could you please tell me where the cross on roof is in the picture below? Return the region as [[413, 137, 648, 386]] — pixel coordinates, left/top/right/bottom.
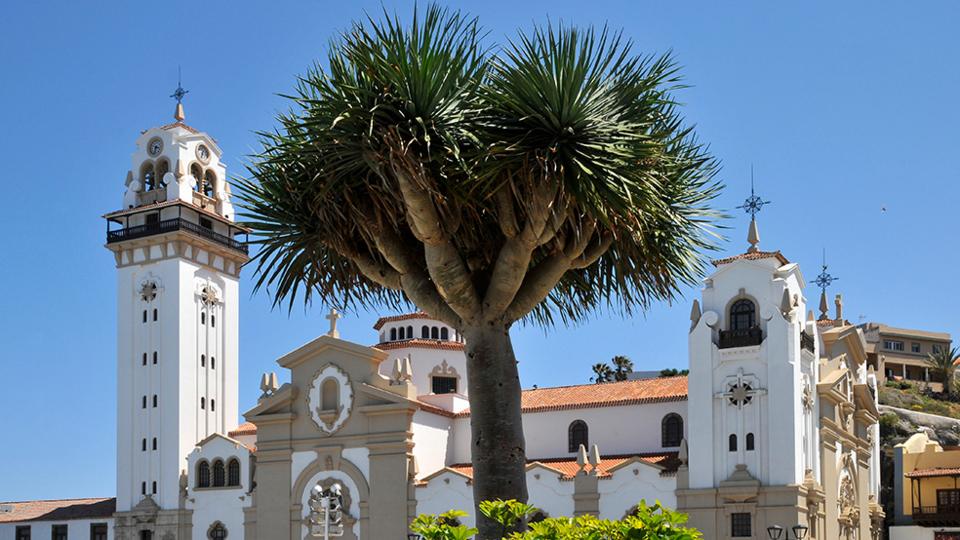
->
[[736, 166, 771, 219], [325, 308, 342, 338], [814, 248, 838, 293], [170, 67, 189, 104]]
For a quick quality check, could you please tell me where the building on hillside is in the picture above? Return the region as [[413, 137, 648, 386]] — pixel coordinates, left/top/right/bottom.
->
[[857, 324, 953, 392], [889, 431, 960, 539], [0, 102, 885, 540]]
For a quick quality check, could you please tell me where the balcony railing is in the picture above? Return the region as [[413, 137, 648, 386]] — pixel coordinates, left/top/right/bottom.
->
[[718, 327, 763, 349], [800, 330, 815, 353], [107, 217, 248, 254], [913, 505, 960, 526]]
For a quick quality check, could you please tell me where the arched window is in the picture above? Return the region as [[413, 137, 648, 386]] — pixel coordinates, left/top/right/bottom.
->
[[191, 164, 204, 191], [143, 310, 147, 323], [661, 414, 683, 448], [729, 434, 738, 452], [141, 438, 147, 451], [422, 325, 430, 339], [431, 327, 439, 339], [151, 481, 157, 494], [152, 395, 157, 407], [152, 437, 157, 450], [142, 395, 147, 408], [210, 315, 215, 327], [746, 432, 755, 451], [203, 170, 216, 197], [390, 327, 398, 341], [440, 327, 449, 340], [729, 299, 756, 331], [201, 355, 206, 367], [197, 460, 211, 488], [407, 325, 413, 338], [200, 397, 206, 409], [227, 459, 241, 486], [208, 522, 227, 540], [568, 420, 588, 453], [142, 353, 147, 366], [321, 378, 339, 411], [210, 399, 215, 412], [156, 159, 170, 187], [212, 459, 225, 487], [201, 312, 206, 325], [141, 162, 157, 191], [152, 352, 157, 365], [211, 357, 215, 369], [141, 482, 146, 495], [153, 309, 158, 321]]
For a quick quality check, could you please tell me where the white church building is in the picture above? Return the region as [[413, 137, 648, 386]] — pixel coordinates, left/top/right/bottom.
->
[[0, 104, 885, 540]]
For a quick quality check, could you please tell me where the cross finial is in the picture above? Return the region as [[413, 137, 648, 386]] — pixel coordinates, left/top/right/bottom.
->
[[325, 308, 342, 338], [170, 66, 189, 121], [814, 249, 838, 320], [737, 167, 770, 253]]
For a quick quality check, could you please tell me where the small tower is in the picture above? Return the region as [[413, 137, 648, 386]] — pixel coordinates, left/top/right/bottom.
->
[[679, 185, 821, 537], [104, 88, 249, 538]]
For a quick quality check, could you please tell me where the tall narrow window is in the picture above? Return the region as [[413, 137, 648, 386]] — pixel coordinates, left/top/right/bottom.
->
[[321, 378, 339, 411], [390, 327, 397, 341], [211, 357, 215, 370], [197, 461, 211, 488], [152, 352, 157, 364], [422, 325, 430, 338], [152, 395, 157, 407], [143, 310, 148, 323], [729, 434, 738, 452], [151, 481, 157, 494], [153, 309, 158, 321], [568, 420, 588, 453], [212, 460, 225, 487], [203, 170, 216, 197], [142, 396, 147, 408], [227, 459, 241, 486], [201, 355, 206, 367], [142, 353, 147, 366], [152, 437, 157, 450], [440, 327, 449, 340], [729, 299, 756, 331], [142, 438, 147, 451], [91, 523, 108, 540], [141, 481, 146, 495], [200, 397, 206, 409], [431, 327, 439, 339], [407, 325, 413, 338], [191, 163, 204, 190], [661, 414, 683, 448], [211, 399, 216, 412], [746, 432, 755, 451], [210, 315, 215, 327], [201, 312, 206, 325]]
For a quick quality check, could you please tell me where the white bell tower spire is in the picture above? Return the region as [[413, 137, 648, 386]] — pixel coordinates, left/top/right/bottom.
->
[[104, 84, 249, 539]]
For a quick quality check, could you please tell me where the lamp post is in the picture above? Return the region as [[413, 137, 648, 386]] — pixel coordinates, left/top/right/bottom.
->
[[308, 483, 344, 539], [767, 524, 809, 540]]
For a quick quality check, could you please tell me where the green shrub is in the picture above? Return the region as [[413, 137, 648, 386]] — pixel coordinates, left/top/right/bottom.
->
[[411, 499, 702, 539]]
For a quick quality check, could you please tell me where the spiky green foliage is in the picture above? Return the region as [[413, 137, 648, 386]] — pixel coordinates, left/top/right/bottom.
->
[[237, 4, 721, 327], [591, 362, 614, 383], [925, 346, 960, 397]]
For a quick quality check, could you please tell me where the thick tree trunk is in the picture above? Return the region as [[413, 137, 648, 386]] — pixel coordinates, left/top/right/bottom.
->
[[462, 324, 528, 539]]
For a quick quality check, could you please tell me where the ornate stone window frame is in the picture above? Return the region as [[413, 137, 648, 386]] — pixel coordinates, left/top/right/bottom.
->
[[429, 360, 461, 394], [307, 363, 353, 435]]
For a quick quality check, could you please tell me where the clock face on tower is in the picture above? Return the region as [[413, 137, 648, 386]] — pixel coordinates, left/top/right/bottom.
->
[[196, 144, 210, 163], [148, 138, 163, 156]]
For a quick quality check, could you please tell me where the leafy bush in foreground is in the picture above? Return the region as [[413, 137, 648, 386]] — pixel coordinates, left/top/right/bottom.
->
[[411, 500, 701, 539]]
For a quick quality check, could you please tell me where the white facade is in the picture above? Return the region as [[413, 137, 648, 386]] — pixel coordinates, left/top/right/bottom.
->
[[0, 518, 114, 540]]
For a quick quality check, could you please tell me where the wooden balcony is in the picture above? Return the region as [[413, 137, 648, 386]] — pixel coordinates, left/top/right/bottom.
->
[[913, 505, 960, 527], [718, 327, 763, 349]]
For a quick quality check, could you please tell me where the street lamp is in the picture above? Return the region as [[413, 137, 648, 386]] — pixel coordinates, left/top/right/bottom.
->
[[767, 524, 808, 540]]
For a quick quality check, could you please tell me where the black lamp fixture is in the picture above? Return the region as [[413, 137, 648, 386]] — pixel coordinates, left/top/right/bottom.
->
[[767, 524, 808, 540]]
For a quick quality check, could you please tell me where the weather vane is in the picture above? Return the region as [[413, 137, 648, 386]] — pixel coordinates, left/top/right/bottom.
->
[[170, 66, 189, 104], [814, 248, 838, 293], [736, 165, 771, 218]]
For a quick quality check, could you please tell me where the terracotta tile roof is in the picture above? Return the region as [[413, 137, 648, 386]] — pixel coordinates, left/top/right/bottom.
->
[[373, 312, 430, 330], [159, 121, 199, 134], [712, 250, 790, 267], [228, 422, 257, 437], [456, 377, 688, 417], [905, 467, 960, 478], [374, 339, 465, 352], [0, 498, 116, 524], [442, 452, 681, 482]]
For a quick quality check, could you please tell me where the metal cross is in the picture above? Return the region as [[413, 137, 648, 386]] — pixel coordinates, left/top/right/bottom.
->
[[814, 248, 838, 293], [736, 166, 771, 218], [170, 66, 189, 104]]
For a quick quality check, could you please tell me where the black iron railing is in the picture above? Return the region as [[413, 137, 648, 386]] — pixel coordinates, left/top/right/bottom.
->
[[800, 330, 815, 353], [913, 505, 960, 526], [718, 327, 763, 349], [107, 218, 248, 254]]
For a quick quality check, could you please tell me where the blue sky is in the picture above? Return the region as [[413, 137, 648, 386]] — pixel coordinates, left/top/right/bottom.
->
[[2, 0, 959, 501]]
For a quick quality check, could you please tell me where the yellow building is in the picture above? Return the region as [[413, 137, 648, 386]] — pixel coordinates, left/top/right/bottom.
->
[[891, 431, 960, 539]]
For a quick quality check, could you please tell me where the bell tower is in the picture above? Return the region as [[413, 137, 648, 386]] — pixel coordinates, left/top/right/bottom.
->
[[104, 86, 249, 538]]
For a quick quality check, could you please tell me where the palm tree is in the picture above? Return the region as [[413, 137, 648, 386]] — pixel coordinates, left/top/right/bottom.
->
[[925, 346, 960, 397], [238, 6, 720, 537], [591, 363, 613, 383], [611, 355, 634, 381]]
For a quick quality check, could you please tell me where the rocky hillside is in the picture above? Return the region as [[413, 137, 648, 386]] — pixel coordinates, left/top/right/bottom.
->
[[878, 383, 960, 446]]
